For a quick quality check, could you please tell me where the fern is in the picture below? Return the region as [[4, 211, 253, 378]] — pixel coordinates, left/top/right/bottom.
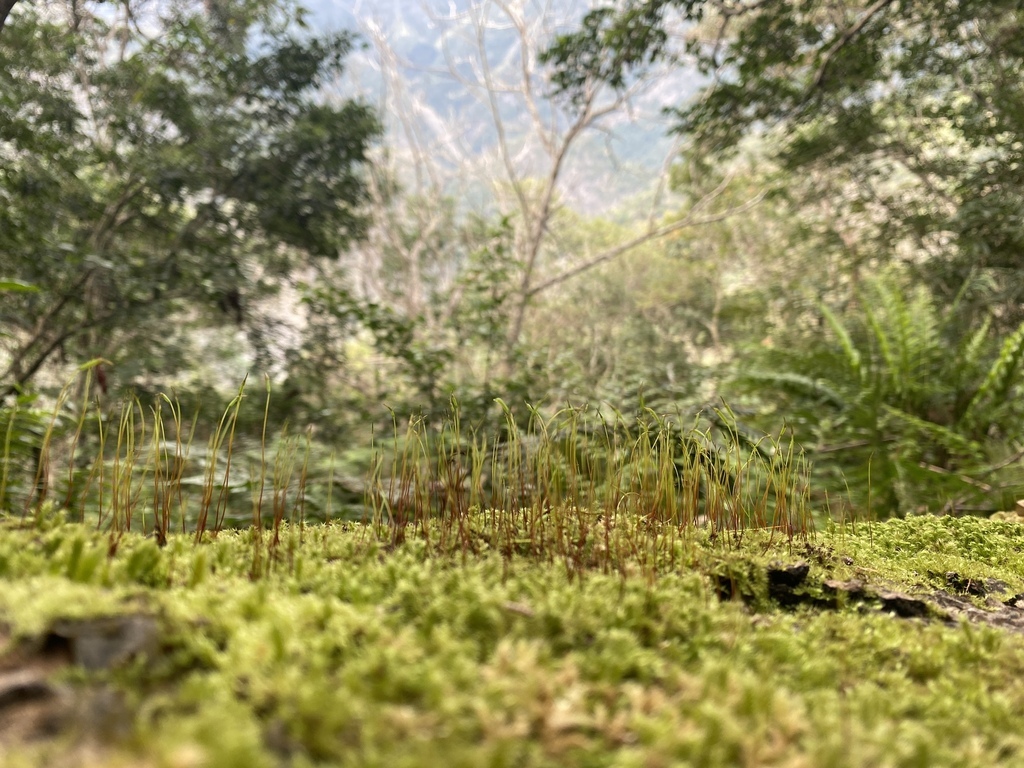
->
[[900, 285, 941, 382], [861, 280, 941, 400], [863, 299, 896, 392], [736, 269, 1023, 517]]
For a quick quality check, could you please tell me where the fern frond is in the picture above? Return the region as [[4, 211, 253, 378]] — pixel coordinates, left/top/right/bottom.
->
[[861, 277, 942, 398], [964, 319, 1024, 425], [863, 300, 896, 388], [879, 281, 914, 383], [739, 370, 846, 409], [901, 285, 941, 378], [881, 405, 982, 459], [959, 316, 992, 374], [818, 301, 861, 380]]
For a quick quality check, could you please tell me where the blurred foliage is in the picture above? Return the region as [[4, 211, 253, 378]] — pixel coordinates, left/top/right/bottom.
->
[[280, 218, 541, 434], [0, 390, 63, 514]]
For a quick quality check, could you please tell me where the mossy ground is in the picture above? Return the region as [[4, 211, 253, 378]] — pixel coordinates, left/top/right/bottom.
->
[[1, 513, 1023, 767]]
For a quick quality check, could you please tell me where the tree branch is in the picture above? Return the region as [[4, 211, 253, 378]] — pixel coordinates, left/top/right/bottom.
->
[[1, 269, 95, 386], [0, 329, 79, 400], [474, 9, 531, 222], [811, 0, 897, 90], [712, 0, 774, 19], [525, 190, 766, 298]]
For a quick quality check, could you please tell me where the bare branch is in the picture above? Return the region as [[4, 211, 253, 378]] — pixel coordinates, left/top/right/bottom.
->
[[343, 0, 692, 372], [497, 0, 555, 158], [918, 461, 993, 494], [711, 0, 774, 19], [473, 5, 531, 221], [977, 444, 1024, 477]]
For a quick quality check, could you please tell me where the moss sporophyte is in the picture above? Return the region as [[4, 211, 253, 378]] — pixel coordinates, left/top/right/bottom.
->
[[2, 385, 1024, 766]]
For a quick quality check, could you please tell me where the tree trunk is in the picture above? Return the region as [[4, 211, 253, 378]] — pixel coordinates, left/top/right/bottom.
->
[[0, 0, 18, 32]]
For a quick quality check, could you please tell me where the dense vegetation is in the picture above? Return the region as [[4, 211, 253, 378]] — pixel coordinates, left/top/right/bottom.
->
[[4, 0, 1024, 521], [3, 1, 1024, 762]]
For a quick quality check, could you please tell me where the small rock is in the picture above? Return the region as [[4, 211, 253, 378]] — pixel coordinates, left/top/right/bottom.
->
[[823, 578, 868, 597], [47, 615, 159, 671], [501, 601, 535, 618], [767, 561, 810, 589], [985, 578, 1009, 595], [945, 572, 989, 597], [0, 669, 73, 742], [0, 670, 59, 710], [877, 591, 938, 619], [766, 562, 813, 608]]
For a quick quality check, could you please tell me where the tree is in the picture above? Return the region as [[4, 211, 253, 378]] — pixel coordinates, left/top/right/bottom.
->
[[0, 0, 379, 398], [544, 1, 1024, 327], [309, 0, 761, 420]]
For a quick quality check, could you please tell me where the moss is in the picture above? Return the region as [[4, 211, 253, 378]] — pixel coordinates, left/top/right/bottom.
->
[[828, 515, 1024, 596], [0, 514, 1022, 766]]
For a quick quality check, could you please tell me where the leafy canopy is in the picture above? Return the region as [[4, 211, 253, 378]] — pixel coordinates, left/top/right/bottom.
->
[[0, 0, 380, 395], [543, 1, 1024, 322]]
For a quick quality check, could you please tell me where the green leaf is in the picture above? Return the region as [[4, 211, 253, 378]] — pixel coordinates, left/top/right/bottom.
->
[[0, 280, 40, 293]]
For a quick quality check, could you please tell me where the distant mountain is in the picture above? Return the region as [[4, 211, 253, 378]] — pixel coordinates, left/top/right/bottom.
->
[[313, 0, 699, 214]]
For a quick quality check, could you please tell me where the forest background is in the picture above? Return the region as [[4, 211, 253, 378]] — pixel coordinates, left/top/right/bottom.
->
[[3, 0, 1024, 526]]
